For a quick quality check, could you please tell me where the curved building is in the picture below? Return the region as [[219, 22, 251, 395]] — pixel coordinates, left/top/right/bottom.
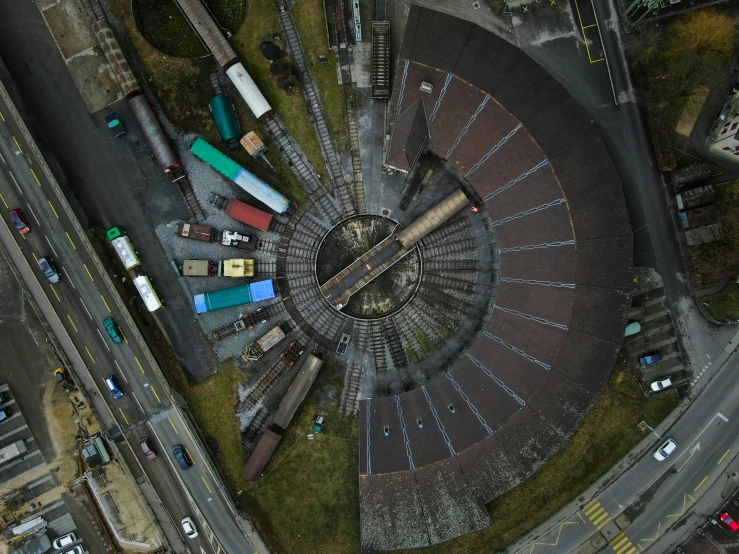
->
[[358, 7, 633, 551]]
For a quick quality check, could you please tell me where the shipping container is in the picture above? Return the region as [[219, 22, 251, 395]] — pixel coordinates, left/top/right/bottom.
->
[[242, 426, 282, 482], [193, 279, 275, 314]]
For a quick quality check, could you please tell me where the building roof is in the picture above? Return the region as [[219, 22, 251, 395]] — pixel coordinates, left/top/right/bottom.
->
[[386, 97, 429, 171]]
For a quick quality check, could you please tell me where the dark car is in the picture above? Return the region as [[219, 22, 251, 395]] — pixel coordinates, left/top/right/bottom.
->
[[140, 438, 157, 460], [172, 445, 191, 470], [103, 317, 123, 344], [104, 375, 123, 399], [639, 351, 663, 366], [105, 112, 125, 137], [38, 257, 61, 283], [9, 209, 30, 234]]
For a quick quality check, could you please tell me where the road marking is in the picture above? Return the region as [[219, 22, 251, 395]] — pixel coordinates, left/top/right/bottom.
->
[[84, 264, 94, 281], [96, 329, 111, 351], [30, 168, 41, 187], [65, 232, 76, 250], [101, 295, 111, 312], [202, 476, 213, 493], [0, 110, 5, 122], [640, 522, 661, 543], [677, 443, 701, 472], [149, 385, 162, 403], [667, 493, 696, 518], [51, 285, 60, 302], [44, 235, 59, 258], [67, 315, 78, 333], [80, 298, 92, 320], [0, 152, 3, 164], [719, 413, 729, 422], [26, 204, 40, 226], [8, 171, 21, 194], [13, 136, 23, 153], [694, 476, 707, 491], [131, 391, 145, 413], [122, 331, 128, 344], [0, 193, 7, 208], [32, 252, 38, 263], [186, 447, 195, 464], [168, 417, 179, 434], [609, 532, 636, 554], [68, 276, 77, 290], [119, 408, 129, 425], [115, 360, 128, 382], [47, 200, 59, 218], [135, 357, 145, 374], [85, 346, 96, 364], [718, 449, 730, 464]]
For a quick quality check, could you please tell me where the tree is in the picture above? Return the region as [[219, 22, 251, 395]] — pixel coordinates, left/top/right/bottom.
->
[[667, 10, 737, 62]]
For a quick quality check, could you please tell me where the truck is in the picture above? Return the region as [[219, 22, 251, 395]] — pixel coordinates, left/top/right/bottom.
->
[[243, 325, 287, 361], [106, 226, 141, 270], [194, 279, 275, 314], [0, 440, 27, 464], [181, 259, 255, 278], [177, 222, 256, 251], [208, 194, 273, 232]]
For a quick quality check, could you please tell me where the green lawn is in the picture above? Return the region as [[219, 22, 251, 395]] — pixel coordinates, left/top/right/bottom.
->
[[701, 281, 739, 322]]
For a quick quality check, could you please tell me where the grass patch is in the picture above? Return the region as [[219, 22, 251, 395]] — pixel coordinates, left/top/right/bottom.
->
[[402, 364, 678, 554], [244, 404, 360, 554], [701, 280, 739, 322]]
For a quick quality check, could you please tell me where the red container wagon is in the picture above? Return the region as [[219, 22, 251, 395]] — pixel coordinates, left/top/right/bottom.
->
[[224, 198, 273, 232]]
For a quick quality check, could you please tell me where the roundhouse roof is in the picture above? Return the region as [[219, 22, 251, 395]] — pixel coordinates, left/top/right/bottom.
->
[[359, 6, 633, 551]]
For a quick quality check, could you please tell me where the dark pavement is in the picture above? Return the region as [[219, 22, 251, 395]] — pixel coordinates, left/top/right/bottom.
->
[[0, 0, 217, 382]]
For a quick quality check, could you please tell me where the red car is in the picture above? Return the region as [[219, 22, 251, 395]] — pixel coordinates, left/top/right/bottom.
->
[[721, 512, 739, 531], [9, 209, 29, 234]]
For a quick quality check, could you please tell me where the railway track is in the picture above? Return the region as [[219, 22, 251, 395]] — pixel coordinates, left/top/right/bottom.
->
[[211, 303, 285, 341], [340, 362, 363, 415], [262, 116, 323, 194], [239, 339, 306, 411], [173, 176, 206, 221], [316, 193, 343, 223]]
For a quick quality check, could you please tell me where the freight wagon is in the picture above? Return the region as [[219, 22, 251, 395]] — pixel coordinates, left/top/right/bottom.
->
[[177, 222, 256, 251], [209, 95, 241, 149], [208, 194, 273, 232], [182, 259, 255, 278], [193, 279, 275, 314], [242, 325, 286, 361], [191, 138, 289, 214], [106, 226, 141, 270]]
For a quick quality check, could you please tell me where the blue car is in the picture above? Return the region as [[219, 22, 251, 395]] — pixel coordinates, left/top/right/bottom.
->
[[105, 375, 123, 399], [639, 351, 663, 366]]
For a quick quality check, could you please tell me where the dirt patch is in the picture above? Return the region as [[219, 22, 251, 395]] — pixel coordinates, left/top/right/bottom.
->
[[44, 384, 83, 485]]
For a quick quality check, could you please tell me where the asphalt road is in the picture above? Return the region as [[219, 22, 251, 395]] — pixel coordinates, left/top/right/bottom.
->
[[0, 88, 259, 554], [0, 0, 217, 383]]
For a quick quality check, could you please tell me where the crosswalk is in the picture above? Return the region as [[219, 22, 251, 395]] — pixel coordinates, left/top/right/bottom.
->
[[583, 498, 637, 554], [608, 532, 637, 554]]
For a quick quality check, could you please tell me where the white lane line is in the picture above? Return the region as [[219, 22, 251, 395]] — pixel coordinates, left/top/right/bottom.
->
[[44, 235, 59, 258], [96, 329, 111, 351], [80, 298, 92, 320], [26, 203, 40, 226], [67, 275, 77, 290], [131, 391, 145, 413], [8, 171, 22, 195], [0, 152, 5, 164], [115, 360, 128, 382]]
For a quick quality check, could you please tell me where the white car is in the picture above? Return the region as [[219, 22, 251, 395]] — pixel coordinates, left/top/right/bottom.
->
[[53, 532, 76, 549], [181, 516, 198, 538], [62, 546, 83, 554], [650, 377, 672, 392], [653, 438, 677, 461]]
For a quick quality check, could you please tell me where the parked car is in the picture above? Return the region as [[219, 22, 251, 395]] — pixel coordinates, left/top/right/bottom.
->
[[103, 317, 123, 344], [9, 209, 30, 234], [624, 321, 641, 337], [0, 391, 9, 403], [172, 445, 191, 470], [104, 375, 123, 399], [140, 438, 157, 460], [38, 256, 61, 283], [61, 547, 83, 554], [721, 512, 739, 531], [653, 438, 677, 461], [53, 532, 77, 549], [639, 351, 663, 366], [0, 409, 10, 422], [105, 112, 125, 137], [650, 377, 673, 392], [181, 517, 198, 538]]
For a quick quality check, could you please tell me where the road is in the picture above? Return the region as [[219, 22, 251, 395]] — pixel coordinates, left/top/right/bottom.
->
[[0, 84, 260, 554]]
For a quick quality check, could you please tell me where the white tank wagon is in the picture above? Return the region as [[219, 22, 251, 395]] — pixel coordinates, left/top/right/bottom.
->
[[396, 189, 469, 248], [225, 62, 273, 120]]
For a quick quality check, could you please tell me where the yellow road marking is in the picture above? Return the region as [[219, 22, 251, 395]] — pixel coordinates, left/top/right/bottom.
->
[[48, 200, 59, 218], [0, 192, 7, 208], [13, 136, 23, 153], [588, 506, 604, 520], [65, 232, 76, 250], [101, 295, 111, 312], [584, 500, 600, 515], [640, 522, 661, 543], [84, 264, 94, 281], [85, 346, 95, 364], [135, 356, 145, 374], [202, 476, 213, 493], [667, 493, 696, 518], [582, 23, 597, 28], [612, 535, 628, 548], [119, 408, 129, 425], [576, 512, 586, 524], [32, 252, 38, 263], [168, 416, 179, 434], [51, 285, 60, 302], [528, 521, 580, 553], [0, 110, 5, 122], [592, 511, 608, 526], [67, 315, 78, 333], [718, 449, 730, 464], [596, 517, 612, 530], [150, 385, 161, 404], [30, 168, 41, 187], [122, 332, 128, 344], [694, 476, 707, 491], [21, 233, 25, 240], [186, 447, 195, 464]]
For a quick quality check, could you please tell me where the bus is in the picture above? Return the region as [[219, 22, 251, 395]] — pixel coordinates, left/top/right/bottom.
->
[[133, 275, 163, 312], [106, 226, 141, 270]]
